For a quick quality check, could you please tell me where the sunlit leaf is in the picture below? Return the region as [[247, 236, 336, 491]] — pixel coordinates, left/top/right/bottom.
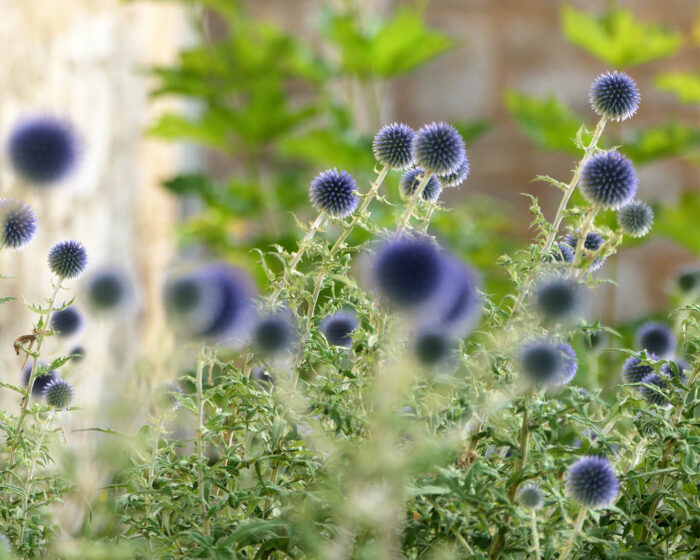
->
[[655, 72, 700, 104], [655, 192, 700, 253], [621, 122, 700, 165]]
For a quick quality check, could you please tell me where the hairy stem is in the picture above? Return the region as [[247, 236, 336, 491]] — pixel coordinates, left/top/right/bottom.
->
[[194, 348, 210, 536], [396, 171, 432, 234], [571, 203, 602, 271], [559, 508, 588, 560], [530, 513, 541, 560]]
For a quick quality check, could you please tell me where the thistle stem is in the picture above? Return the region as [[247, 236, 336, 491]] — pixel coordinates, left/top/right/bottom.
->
[[396, 171, 432, 234], [530, 513, 541, 560], [571, 203, 602, 271], [194, 348, 210, 536], [8, 280, 62, 469], [559, 508, 588, 560]]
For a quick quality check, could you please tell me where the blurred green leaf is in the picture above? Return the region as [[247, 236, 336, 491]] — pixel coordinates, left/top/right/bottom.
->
[[561, 6, 683, 67], [325, 8, 454, 79], [505, 91, 588, 154], [163, 174, 261, 217], [621, 122, 700, 165], [453, 120, 492, 145], [655, 192, 700, 253], [279, 129, 374, 171], [655, 72, 700, 104]]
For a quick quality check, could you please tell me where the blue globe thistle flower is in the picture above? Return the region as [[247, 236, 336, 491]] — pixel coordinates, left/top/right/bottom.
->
[[622, 356, 655, 384], [8, 116, 80, 184], [617, 200, 653, 237], [581, 150, 638, 210], [565, 455, 619, 508], [48, 240, 87, 279], [412, 122, 466, 175], [555, 342, 579, 387], [372, 122, 415, 170], [309, 169, 359, 218], [400, 168, 442, 202], [585, 331, 607, 352], [432, 258, 481, 337], [23, 363, 57, 397], [252, 367, 274, 388], [437, 157, 470, 188], [640, 373, 670, 406], [372, 237, 445, 309], [563, 232, 607, 271], [676, 265, 700, 294], [0, 198, 37, 249], [636, 322, 675, 358], [413, 329, 458, 367], [552, 242, 575, 264], [320, 311, 358, 347], [50, 306, 83, 337], [534, 277, 580, 321], [155, 382, 183, 411], [86, 267, 130, 311], [517, 484, 544, 510], [589, 71, 640, 122], [252, 312, 296, 356], [520, 341, 563, 387], [44, 378, 74, 409], [660, 359, 688, 384], [69, 346, 85, 362]]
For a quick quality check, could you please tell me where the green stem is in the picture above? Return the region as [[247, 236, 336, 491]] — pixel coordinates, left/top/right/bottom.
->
[[145, 414, 166, 557], [8, 280, 62, 469], [571, 204, 602, 271], [530, 513, 541, 560], [194, 348, 210, 536], [559, 508, 588, 560], [396, 171, 432, 234]]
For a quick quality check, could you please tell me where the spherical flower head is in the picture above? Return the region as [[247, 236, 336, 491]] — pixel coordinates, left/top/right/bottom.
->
[[565, 455, 619, 508], [676, 265, 700, 294], [43, 378, 75, 409], [581, 150, 638, 210], [8, 116, 80, 185], [413, 329, 458, 367], [563, 232, 607, 271], [636, 322, 675, 358], [553, 242, 575, 264], [23, 363, 57, 397], [622, 356, 655, 384], [534, 277, 580, 321], [555, 342, 578, 387], [309, 168, 359, 218], [252, 312, 296, 356], [86, 268, 130, 311], [320, 311, 358, 347], [640, 373, 670, 406], [252, 367, 274, 388], [372, 122, 415, 170], [412, 122, 466, 175], [520, 341, 563, 387], [660, 359, 688, 384], [154, 382, 183, 411], [48, 240, 87, 279], [437, 157, 470, 188], [0, 198, 37, 249], [589, 71, 640, 122], [617, 200, 653, 237], [431, 258, 481, 337], [400, 168, 442, 202], [372, 236, 445, 309], [517, 484, 544, 510], [50, 306, 83, 337]]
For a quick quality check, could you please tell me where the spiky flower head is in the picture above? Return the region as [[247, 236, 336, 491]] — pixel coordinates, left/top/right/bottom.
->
[[309, 168, 359, 218], [437, 157, 470, 188], [589, 71, 640, 122], [520, 341, 563, 387], [563, 232, 607, 271], [636, 322, 675, 358], [44, 378, 74, 409], [413, 122, 466, 175], [432, 258, 481, 337], [50, 306, 83, 337], [676, 265, 700, 294], [372, 236, 444, 309], [581, 150, 637, 210], [48, 240, 87, 279], [8, 116, 80, 184], [622, 356, 655, 384], [372, 122, 415, 170], [617, 200, 653, 237], [640, 373, 670, 406], [86, 268, 130, 311], [0, 198, 37, 249], [534, 277, 580, 321], [252, 312, 296, 356], [320, 311, 358, 348], [23, 363, 57, 397], [413, 329, 457, 367], [400, 168, 442, 202], [555, 342, 579, 387], [517, 484, 544, 510], [660, 359, 688, 383], [252, 367, 274, 387], [553, 242, 575, 264], [565, 455, 619, 508]]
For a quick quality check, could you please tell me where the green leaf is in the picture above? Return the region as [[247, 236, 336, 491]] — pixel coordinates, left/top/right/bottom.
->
[[561, 6, 683, 67], [453, 120, 492, 145], [655, 72, 700, 104], [279, 129, 374, 171], [621, 122, 700, 165], [655, 192, 700, 253], [0, 296, 14, 305], [505, 91, 588, 154]]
